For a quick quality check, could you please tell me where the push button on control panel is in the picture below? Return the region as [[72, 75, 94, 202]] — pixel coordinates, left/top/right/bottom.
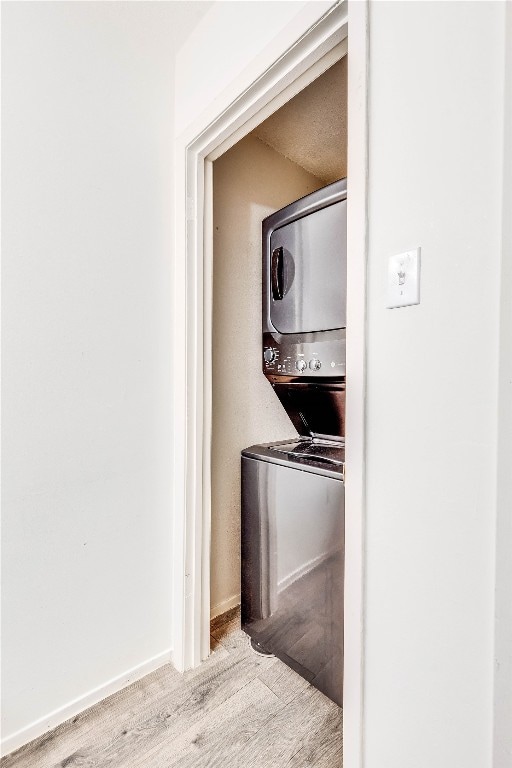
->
[[309, 359, 322, 371]]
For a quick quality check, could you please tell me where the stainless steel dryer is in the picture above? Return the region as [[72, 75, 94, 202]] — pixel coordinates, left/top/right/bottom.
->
[[261, 178, 347, 438], [241, 438, 344, 706]]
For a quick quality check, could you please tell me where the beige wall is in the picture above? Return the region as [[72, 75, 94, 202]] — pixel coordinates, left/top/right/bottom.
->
[[210, 135, 324, 616]]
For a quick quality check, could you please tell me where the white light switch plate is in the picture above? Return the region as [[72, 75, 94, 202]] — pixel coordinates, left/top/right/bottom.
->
[[387, 248, 421, 308]]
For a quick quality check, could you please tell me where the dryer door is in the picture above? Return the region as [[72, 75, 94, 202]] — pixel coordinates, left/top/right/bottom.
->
[[269, 199, 347, 334]]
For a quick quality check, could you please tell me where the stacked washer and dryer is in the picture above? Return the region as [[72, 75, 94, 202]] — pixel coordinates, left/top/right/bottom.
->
[[241, 179, 347, 707]]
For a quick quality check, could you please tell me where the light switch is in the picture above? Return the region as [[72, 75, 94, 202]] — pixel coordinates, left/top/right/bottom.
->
[[387, 248, 421, 308]]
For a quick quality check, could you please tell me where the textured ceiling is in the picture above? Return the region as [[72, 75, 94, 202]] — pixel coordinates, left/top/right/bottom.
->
[[252, 57, 347, 184]]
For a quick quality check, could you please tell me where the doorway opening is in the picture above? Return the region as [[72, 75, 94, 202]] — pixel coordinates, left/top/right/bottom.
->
[[210, 55, 348, 628]]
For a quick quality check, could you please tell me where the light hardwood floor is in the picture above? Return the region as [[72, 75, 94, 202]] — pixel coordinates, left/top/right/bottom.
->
[[1, 608, 342, 767]]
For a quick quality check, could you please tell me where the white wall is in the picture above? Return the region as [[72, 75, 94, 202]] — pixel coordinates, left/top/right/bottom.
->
[[363, 4, 506, 768], [211, 135, 323, 617], [494, 6, 512, 766], [1, 0, 211, 753], [174, 0, 333, 140]]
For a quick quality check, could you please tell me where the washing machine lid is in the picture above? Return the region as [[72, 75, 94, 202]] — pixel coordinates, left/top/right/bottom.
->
[[242, 438, 344, 481]]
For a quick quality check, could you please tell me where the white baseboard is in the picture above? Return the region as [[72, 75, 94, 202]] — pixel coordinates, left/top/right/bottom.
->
[[210, 593, 240, 620], [1, 648, 173, 758]]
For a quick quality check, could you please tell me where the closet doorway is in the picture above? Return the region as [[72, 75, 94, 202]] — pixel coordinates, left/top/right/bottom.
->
[[210, 56, 348, 627]]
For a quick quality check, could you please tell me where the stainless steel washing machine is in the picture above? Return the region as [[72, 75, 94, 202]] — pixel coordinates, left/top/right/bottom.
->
[[241, 438, 344, 706]]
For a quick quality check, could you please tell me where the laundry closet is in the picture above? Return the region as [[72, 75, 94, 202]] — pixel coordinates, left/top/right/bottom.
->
[[210, 55, 348, 654]]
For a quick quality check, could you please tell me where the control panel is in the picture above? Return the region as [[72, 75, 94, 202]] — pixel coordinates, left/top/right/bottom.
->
[[262, 330, 346, 380]]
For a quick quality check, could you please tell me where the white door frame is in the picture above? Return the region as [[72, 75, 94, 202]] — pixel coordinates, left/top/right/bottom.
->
[[172, 1, 368, 764]]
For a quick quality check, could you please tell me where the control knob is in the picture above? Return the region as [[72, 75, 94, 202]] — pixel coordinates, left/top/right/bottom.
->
[[295, 359, 307, 372], [264, 348, 276, 363], [309, 359, 322, 371]]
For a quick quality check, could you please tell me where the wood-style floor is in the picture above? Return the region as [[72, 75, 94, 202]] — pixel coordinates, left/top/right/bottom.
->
[[1, 608, 342, 768]]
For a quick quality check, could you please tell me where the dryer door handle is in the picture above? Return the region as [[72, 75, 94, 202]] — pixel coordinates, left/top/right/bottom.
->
[[271, 246, 284, 300]]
